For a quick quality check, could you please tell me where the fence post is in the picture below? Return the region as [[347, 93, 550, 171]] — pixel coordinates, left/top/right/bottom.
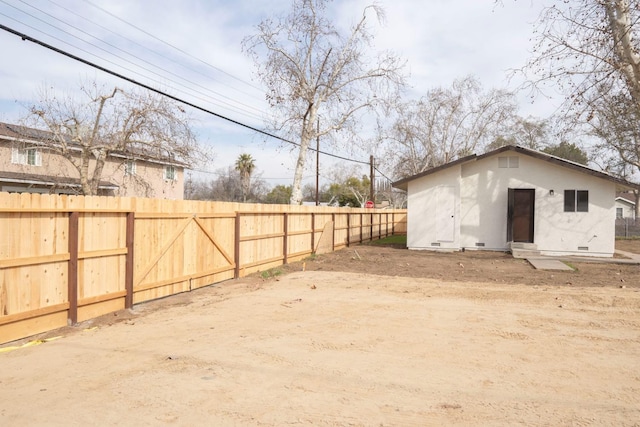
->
[[234, 211, 241, 279], [125, 211, 134, 309], [346, 213, 350, 247], [283, 213, 289, 264], [360, 213, 363, 243], [370, 213, 374, 242], [311, 212, 315, 254], [68, 212, 79, 325], [385, 212, 389, 237], [392, 212, 395, 235]]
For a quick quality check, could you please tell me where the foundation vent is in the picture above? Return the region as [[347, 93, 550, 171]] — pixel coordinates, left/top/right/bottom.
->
[[475, 242, 485, 247], [431, 242, 441, 247], [578, 246, 589, 251]]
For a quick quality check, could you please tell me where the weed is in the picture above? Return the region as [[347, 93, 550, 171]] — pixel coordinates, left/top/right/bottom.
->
[[260, 268, 283, 279]]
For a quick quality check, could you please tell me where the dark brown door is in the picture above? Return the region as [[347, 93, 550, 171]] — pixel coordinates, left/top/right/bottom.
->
[[507, 189, 535, 243]]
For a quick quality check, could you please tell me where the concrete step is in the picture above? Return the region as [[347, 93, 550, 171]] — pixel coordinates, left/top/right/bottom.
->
[[511, 248, 541, 259], [509, 242, 538, 251]]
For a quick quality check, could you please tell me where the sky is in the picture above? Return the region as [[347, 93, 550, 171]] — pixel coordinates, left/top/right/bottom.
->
[[0, 0, 557, 189]]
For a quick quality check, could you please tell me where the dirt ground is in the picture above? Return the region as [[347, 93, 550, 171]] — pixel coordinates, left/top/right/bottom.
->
[[1, 242, 639, 426], [274, 239, 640, 289]]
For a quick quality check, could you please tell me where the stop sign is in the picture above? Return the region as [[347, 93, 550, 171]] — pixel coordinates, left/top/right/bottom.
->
[[364, 200, 374, 208]]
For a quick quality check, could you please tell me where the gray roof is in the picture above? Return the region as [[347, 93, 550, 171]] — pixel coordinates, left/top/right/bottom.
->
[[392, 145, 639, 191], [0, 170, 118, 191], [0, 122, 188, 168]]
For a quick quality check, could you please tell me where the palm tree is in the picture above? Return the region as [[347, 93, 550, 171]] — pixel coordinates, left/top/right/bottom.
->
[[235, 153, 255, 202]]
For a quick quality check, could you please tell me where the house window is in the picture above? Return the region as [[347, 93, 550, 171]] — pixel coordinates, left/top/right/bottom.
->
[[124, 160, 136, 175], [164, 165, 177, 181], [564, 190, 589, 212], [616, 207, 623, 219], [11, 147, 42, 166], [498, 156, 519, 168]]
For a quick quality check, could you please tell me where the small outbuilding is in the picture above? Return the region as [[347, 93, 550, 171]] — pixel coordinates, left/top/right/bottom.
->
[[392, 145, 637, 257]]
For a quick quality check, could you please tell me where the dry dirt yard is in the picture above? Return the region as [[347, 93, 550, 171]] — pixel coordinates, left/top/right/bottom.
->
[[1, 242, 639, 426]]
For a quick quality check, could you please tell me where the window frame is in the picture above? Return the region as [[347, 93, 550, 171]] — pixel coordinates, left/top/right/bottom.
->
[[124, 160, 137, 176], [564, 189, 589, 212], [164, 165, 177, 181], [11, 147, 42, 166]]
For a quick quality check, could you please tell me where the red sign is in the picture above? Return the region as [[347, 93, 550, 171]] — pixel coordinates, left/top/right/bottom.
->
[[364, 200, 374, 208]]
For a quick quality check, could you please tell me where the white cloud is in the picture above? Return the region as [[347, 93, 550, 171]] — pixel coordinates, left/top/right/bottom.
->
[[0, 0, 558, 186]]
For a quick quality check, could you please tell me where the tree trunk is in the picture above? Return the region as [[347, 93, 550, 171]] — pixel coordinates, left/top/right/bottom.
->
[[79, 151, 92, 195], [90, 153, 107, 196], [290, 108, 317, 205]]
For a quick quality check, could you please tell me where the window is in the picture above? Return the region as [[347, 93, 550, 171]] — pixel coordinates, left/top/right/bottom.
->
[[11, 147, 42, 166], [124, 160, 136, 175], [564, 190, 588, 212], [164, 165, 177, 181], [616, 207, 623, 219], [498, 156, 519, 168]]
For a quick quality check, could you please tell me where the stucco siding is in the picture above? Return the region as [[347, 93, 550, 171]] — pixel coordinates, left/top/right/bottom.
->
[[406, 165, 461, 250], [405, 150, 618, 257], [460, 153, 615, 256]]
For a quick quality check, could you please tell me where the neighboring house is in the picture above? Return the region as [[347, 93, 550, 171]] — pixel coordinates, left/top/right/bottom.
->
[[615, 192, 637, 220], [0, 122, 186, 199], [392, 145, 637, 258]]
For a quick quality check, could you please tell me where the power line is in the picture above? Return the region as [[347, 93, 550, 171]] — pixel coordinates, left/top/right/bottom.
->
[[0, 23, 371, 166], [42, 0, 269, 116], [1, 1, 267, 122], [83, 0, 265, 94]]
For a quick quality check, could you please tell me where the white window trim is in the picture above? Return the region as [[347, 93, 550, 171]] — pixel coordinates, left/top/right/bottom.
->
[[164, 165, 177, 181], [11, 147, 42, 166], [125, 160, 137, 176]]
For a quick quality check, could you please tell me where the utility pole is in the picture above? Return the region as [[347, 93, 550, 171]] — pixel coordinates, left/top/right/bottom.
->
[[315, 118, 320, 206], [370, 155, 375, 205]]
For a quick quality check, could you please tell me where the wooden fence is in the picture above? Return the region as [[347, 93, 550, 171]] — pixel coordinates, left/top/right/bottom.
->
[[0, 192, 407, 344]]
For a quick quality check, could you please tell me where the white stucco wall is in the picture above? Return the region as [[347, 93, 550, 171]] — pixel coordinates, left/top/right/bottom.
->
[[406, 165, 461, 250], [406, 152, 617, 257]]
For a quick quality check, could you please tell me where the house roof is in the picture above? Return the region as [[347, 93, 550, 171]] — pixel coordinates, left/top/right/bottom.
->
[[0, 122, 188, 168], [0, 170, 119, 191], [616, 192, 636, 206], [392, 145, 639, 191]]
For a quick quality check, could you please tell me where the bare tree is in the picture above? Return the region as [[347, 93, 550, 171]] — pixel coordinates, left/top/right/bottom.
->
[[522, 0, 640, 113], [243, 0, 405, 204], [519, 0, 640, 212], [25, 82, 200, 195], [488, 116, 550, 151], [588, 90, 640, 215], [383, 76, 517, 178], [186, 167, 269, 202]]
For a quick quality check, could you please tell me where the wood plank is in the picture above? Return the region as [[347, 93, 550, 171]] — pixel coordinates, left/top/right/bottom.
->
[[288, 249, 313, 259], [135, 213, 192, 219], [78, 248, 128, 260], [193, 216, 235, 266], [77, 298, 125, 323], [0, 311, 68, 345], [239, 232, 285, 242], [78, 290, 127, 306], [240, 255, 285, 270], [287, 229, 313, 236], [0, 253, 70, 269], [68, 212, 79, 325], [0, 302, 69, 326], [134, 216, 193, 287], [133, 266, 236, 294]]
